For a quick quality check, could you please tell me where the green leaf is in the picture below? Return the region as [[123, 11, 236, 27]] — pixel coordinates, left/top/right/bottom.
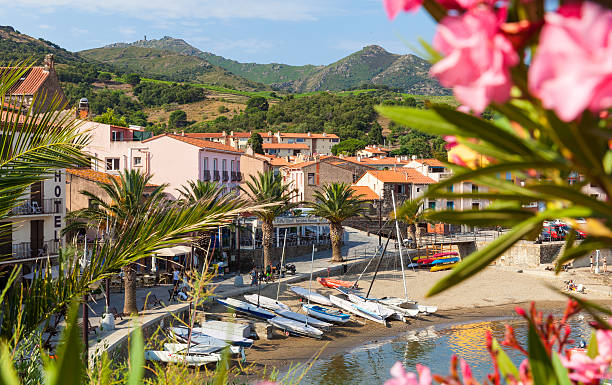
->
[[0, 343, 20, 385], [587, 331, 599, 359], [491, 102, 543, 133], [433, 105, 534, 156], [427, 208, 534, 227], [127, 325, 144, 385], [552, 351, 572, 385], [528, 322, 556, 385], [492, 338, 519, 381], [45, 302, 83, 385], [427, 216, 541, 297], [375, 106, 458, 136]]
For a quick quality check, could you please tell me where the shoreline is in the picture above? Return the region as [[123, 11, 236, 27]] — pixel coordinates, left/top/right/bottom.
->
[[244, 300, 588, 372]]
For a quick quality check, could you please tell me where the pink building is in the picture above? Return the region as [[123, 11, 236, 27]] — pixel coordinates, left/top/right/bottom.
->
[[142, 133, 243, 196]]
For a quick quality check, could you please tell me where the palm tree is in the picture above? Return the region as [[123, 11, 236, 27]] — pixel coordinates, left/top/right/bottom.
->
[[392, 198, 426, 249], [307, 183, 365, 262], [240, 171, 297, 267], [178, 180, 225, 206], [68, 169, 168, 314]]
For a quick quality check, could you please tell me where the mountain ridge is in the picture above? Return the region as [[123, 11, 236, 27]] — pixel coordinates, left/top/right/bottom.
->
[[93, 36, 449, 95]]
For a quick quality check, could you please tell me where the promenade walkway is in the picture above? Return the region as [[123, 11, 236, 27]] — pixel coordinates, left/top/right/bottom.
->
[[85, 227, 386, 358]]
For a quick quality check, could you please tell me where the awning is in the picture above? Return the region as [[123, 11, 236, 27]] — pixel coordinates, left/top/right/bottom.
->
[[154, 245, 192, 256]]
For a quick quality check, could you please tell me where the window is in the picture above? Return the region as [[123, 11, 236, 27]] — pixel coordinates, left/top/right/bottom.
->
[[230, 160, 235, 173], [446, 201, 454, 210], [331, 138, 339, 143], [447, 185, 454, 193], [296, 138, 305, 143], [203, 157, 209, 171], [222, 159, 227, 172], [505, 172, 512, 180], [133, 156, 142, 166], [429, 201, 436, 210], [106, 158, 120, 171], [307, 172, 316, 186], [472, 184, 479, 193], [472, 202, 480, 210], [397, 184, 404, 194], [287, 139, 295, 144], [111, 131, 123, 141], [213, 158, 218, 171]]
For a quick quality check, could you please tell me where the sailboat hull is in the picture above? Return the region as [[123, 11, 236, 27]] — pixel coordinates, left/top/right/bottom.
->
[[302, 304, 350, 323]]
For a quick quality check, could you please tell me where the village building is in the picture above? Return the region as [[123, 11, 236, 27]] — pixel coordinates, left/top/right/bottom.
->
[[356, 145, 391, 158], [353, 169, 436, 209], [341, 155, 411, 170], [262, 142, 309, 157]]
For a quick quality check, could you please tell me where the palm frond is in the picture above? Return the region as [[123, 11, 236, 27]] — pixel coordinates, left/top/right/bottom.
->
[[307, 182, 365, 224]]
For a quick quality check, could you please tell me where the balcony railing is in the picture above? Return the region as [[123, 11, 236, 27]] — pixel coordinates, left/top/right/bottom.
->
[[203, 170, 211, 181], [231, 171, 242, 181], [213, 171, 220, 181], [10, 199, 62, 216], [12, 240, 60, 259], [222, 171, 229, 182]]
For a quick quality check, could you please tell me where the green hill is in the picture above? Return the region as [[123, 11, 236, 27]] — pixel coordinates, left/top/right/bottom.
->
[[79, 45, 269, 91], [0, 25, 86, 65], [101, 37, 448, 95]]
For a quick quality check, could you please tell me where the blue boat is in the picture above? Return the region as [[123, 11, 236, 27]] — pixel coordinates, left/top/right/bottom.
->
[[216, 297, 276, 320], [431, 257, 460, 265], [302, 304, 350, 323]]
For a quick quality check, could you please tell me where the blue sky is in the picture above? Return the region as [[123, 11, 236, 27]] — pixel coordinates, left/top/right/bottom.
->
[[1, 1, 437, 65]]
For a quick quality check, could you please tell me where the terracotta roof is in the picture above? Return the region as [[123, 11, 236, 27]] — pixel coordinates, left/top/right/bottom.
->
[[268, 156, 291, 166], [263, 143, 309, 150], [366, 169, 436, 184], [67, 168, 120, 184], [343, 156, 409, 166], [362, 146, 390, 154], [279, 132, 339, 139], [143, 134, 243, 153], [230, 132, 274, 138], [414, 158, 446, 167], [350, 185, 380, 201], [184, 132, 226, 138], [285, 160, 317, 169], [3, 67, 50, 96]]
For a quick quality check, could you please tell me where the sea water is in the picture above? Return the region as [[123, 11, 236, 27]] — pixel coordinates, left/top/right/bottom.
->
[[288, 316, 591, 385]]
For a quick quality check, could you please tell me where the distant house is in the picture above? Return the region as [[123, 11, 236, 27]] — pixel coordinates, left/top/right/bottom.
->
[[356, 146, 391, 158], [262, 142, 309, 157], [340, 155, 411, 170], [281, 156, 356, 203], [404, 158, 452, 182], [141, 133, 243, 196], [353, 169, 436, 208], [3, 54, 68, 112]]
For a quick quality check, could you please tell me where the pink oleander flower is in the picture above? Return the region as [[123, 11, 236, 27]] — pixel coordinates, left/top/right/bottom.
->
[[431, 7, 519, 114], [528, 1, 612, 122], [561, 350, 609, 383], [443, 135, 458, 150], [385, 362, 432, 385], [460, 359, 476, 385], [383, 0, 423, 19], [438, 0, 496, 11]]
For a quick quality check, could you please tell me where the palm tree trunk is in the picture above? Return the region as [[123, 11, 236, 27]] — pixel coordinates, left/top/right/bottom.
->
[[408, 224, 417, 249], [261, 219, 275, 267], [330, 222, 344, 262], [123, 263, 138, 315]]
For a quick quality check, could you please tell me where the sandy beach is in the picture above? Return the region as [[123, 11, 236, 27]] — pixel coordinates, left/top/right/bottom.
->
[[211, 265, 612, 372]]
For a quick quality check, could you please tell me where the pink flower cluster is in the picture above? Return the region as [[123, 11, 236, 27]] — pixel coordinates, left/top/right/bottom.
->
[[561, 328, 612, 383], [385, 362, 432, 385], [383, 0, 612, 121]]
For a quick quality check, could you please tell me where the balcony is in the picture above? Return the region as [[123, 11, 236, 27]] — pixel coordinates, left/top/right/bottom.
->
[[222, 171, 229, 182], [231, 171, 242, 181], [12, 240, 60, 259], [203, 170, 211, 181], [10, 199, 62, 216], [213, 171, 220, 181]]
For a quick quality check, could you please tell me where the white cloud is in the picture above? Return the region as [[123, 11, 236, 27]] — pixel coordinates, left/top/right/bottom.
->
[[12, 0, 328, 21]]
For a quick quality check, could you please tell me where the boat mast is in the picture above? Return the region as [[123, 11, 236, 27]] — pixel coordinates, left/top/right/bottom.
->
[[391, 191, 409, 302], [366, 236, 391, 298], [306, 244, 315, 327], [276, 228, 288, 301]]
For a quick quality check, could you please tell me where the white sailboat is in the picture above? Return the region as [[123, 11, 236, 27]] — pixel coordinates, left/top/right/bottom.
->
[[243, 294, 291, 312], [268, 315, 324, 339], [289, 286, 332, 306], [144, 350, 221, 366], [329, 294, 386, 324], [274, 308, 332, 330], [347, 293, 395, 320]]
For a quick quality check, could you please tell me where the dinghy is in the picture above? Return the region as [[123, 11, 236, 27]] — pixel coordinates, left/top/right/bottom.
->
[[417, 254, 458, 265], [347, 294, 395, 320], [190, 327, 254, 347], [329, 294, 386, 324], [216, 297, 276, 320], [302, 304, 350, 324], [243, 294, 291, 312], [198, 320, 251, 338], [170, 327, 228, 349], [430, 262, 458, 272], [379, 297, 437, 314], [274, 308, 332, 330], [431, 256, 460, 266], [144, 350, 221, 366], [289, 286, 332, 306], [347, 293, 414, 322], [164, 343, 243, 357], [335, 286, 362, 296], [317, 277, 357, 289], [268, 315, 324, 339]]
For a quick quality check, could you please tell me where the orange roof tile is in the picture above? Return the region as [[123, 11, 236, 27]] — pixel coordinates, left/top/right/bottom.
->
[[184, 132, 226, 138], [279, 132, 339, 139], [362, 146, 390, 154], [350, 185, 380, 201], [143, 134, 243, 153], [414, 158, 446, 167], [367, 169, 436, 184], [263, 143, 309, 150], [343, 156, 409, 166], [67, 168, 120, 184], [268, 157, 291, 166], [4, 67, 50, 95]]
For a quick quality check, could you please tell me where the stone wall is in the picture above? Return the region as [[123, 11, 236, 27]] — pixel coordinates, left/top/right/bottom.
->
[[475, 240, 565, 268], [235, 243, 332, 269]]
